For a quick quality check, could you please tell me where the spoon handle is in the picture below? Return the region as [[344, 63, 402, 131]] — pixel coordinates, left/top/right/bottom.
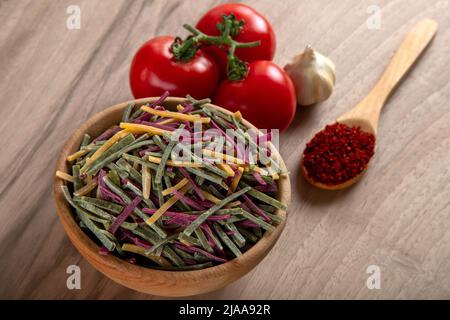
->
[[338, 19, 438, 133], [370, 19, 438, 106]]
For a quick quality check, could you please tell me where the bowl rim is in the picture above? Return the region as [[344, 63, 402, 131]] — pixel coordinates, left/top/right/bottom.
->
[[53, 97, 291, 280]]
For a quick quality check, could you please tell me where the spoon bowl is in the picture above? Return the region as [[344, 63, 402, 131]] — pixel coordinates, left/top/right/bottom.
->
[[300, 162, 365, 190]]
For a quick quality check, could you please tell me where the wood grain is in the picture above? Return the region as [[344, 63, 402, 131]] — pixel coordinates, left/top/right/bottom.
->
[[0, 0, 449, 299]]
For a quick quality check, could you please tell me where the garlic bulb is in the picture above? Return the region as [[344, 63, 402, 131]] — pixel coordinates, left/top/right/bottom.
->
[[284, 45, 336, 106]]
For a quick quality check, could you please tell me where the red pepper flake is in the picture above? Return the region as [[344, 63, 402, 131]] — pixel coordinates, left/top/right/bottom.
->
[[302, 123, 375, 185]]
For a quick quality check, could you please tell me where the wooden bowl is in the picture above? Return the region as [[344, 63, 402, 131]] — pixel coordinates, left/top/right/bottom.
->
[[53, 97, 291, 297]]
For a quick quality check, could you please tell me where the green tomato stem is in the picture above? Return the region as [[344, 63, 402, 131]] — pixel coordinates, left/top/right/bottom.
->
[[171, 15, 261, 81]]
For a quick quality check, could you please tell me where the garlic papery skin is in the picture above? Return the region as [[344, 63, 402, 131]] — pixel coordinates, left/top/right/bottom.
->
[[284, 45, 336, 106]]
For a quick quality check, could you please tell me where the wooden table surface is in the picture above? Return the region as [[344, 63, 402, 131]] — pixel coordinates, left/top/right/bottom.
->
[[1, 0, 449, 299]]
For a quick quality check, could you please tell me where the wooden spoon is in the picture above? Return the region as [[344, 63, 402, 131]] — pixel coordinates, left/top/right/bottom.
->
[[302, 19, 438, 190]]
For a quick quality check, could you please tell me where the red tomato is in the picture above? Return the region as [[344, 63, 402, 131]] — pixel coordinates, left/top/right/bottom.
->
[[214, 61, 296, 131], [129, 36, 219, 99], [196, 3, 276, 79]]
